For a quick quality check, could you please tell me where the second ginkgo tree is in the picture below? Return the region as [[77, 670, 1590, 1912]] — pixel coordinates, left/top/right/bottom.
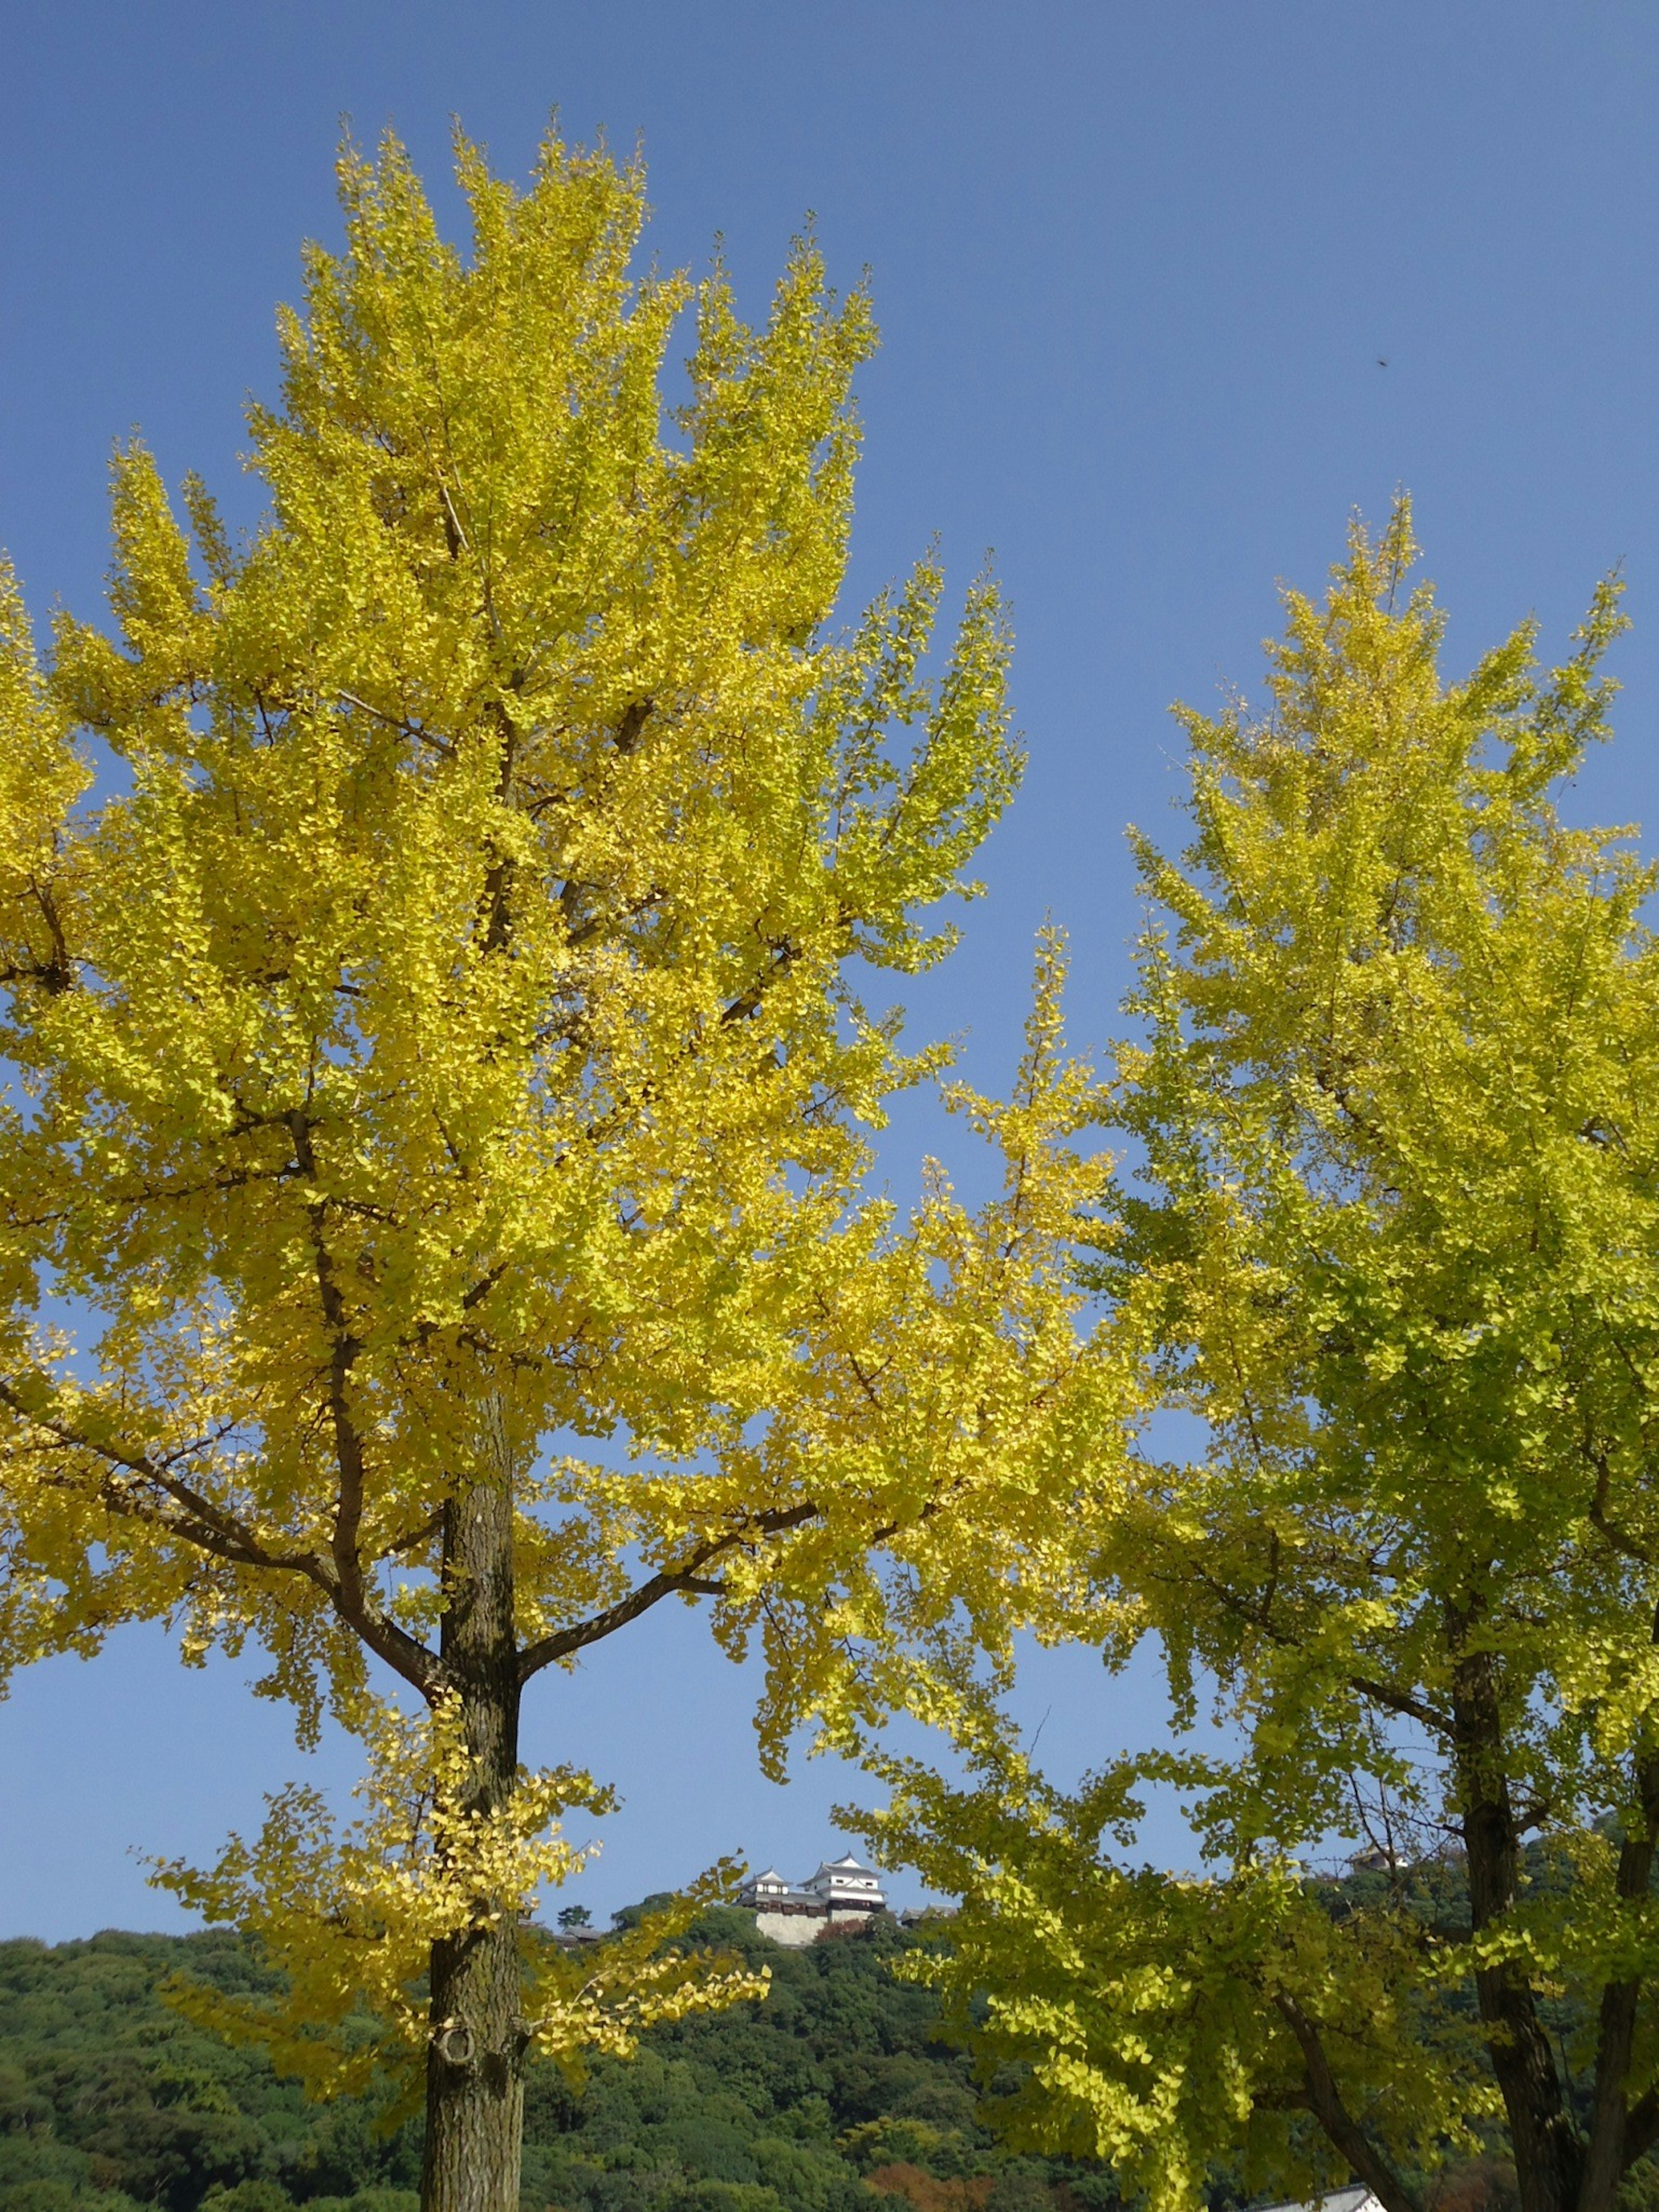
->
[[868, 511, 1659, 2212]]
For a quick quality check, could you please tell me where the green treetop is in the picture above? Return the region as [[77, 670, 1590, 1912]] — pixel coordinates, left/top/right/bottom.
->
[[868, 510, 1659, 2212]]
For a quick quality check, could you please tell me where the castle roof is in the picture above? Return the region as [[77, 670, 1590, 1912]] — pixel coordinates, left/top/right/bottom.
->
[[740, 1850, 887, 1916], [800, 1854, 884, 1902]]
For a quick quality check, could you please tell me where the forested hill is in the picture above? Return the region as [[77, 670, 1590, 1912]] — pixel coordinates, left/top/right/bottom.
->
[[0, 1908, 1119, 2212]]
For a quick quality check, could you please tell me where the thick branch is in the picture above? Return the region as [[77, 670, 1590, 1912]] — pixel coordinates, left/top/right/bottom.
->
[[613, 697, 652, 754], [1348, 1673, 1455, 1737], [1, 1377, 447, 1695], [1586, 1441, 1654, 1567], [273, 1111, 448, 1694], [0, 1382, 308, 1571], [1, 877, 75, 995], [1177, 1554, 1452, 1735], [518, 1501, 818, 1684], [1272, 1993, 1422, 2212], [336, 690, 455, 757], [721, 939, 799, 1027], [478, 698, 518, 955], [286, 1113, 375, 1620], [1623, 2089, 1659, 2171]]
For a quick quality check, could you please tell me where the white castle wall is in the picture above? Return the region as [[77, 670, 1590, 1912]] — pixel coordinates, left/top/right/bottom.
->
[[750, 1901, 884, 1947], [753, 1908, 826, 1948]]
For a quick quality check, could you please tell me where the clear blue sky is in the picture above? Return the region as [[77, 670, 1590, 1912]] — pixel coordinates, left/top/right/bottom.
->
[[3, 0, 1657, 1939]]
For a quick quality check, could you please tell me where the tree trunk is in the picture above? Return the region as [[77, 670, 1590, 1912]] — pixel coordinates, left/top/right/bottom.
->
[[1447, 1602, 1583, 2212], [1578, 1735, 1659, 2212], [421, 1474, 526, 2212]]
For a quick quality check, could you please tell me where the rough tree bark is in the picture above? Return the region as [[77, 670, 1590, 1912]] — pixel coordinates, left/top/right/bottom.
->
[[1576, 1604, 1659, 2212], [1579, 1761, 1659, 2212], [421, 1477, 526, 2212], [1446, 1600, 1584, 2212]]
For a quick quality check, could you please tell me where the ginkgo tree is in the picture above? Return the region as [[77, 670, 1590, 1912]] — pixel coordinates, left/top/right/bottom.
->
[[0, 130, 1131, 2212], [864, 511, 1659, 2212]]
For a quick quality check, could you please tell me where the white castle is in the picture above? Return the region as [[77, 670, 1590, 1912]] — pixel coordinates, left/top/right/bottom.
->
[[737, 1853, 888, 1945]]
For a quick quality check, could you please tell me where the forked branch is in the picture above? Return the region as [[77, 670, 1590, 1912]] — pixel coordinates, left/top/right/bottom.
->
[[518, 1500, 819, 1683]]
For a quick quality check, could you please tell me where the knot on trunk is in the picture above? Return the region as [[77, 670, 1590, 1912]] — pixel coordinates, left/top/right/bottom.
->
[[431, 2018, 475, 2071], [429, 2016, 533, 2075]]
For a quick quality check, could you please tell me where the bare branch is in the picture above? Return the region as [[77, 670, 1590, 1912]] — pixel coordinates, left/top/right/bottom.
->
[[0, 1376, 448, 1697], [518, 1502, 817, 1684]]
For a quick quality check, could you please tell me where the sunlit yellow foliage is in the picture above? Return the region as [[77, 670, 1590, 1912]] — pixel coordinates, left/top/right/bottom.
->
[[151, 1696, 766, 2107], [0, 122, 1135, 2159], [866, 1730, 1493, 2212]]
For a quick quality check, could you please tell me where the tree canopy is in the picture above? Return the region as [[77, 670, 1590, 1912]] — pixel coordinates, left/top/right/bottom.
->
[[19, 108, 1638, 2212], [0, 126, 1128, 2212], [864, 510, 1659, 2212]]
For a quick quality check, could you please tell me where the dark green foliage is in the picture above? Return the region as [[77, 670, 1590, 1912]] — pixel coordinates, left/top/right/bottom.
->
[[0, 1914, 1103, 2212], [0, 1929, 422, 2210]]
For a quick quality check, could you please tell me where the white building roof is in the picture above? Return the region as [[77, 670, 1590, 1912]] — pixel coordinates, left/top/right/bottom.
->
[[801, 1853, 885, 1898], [740, 1850, 888, 1913], [738, 1866, 802, 1904], [1255, 2189, 1379, 2212]]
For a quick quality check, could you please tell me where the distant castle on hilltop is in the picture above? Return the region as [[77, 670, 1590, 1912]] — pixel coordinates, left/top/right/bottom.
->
[[737, 1853, 889, 1947], [549, 1852, 943, 1952]]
